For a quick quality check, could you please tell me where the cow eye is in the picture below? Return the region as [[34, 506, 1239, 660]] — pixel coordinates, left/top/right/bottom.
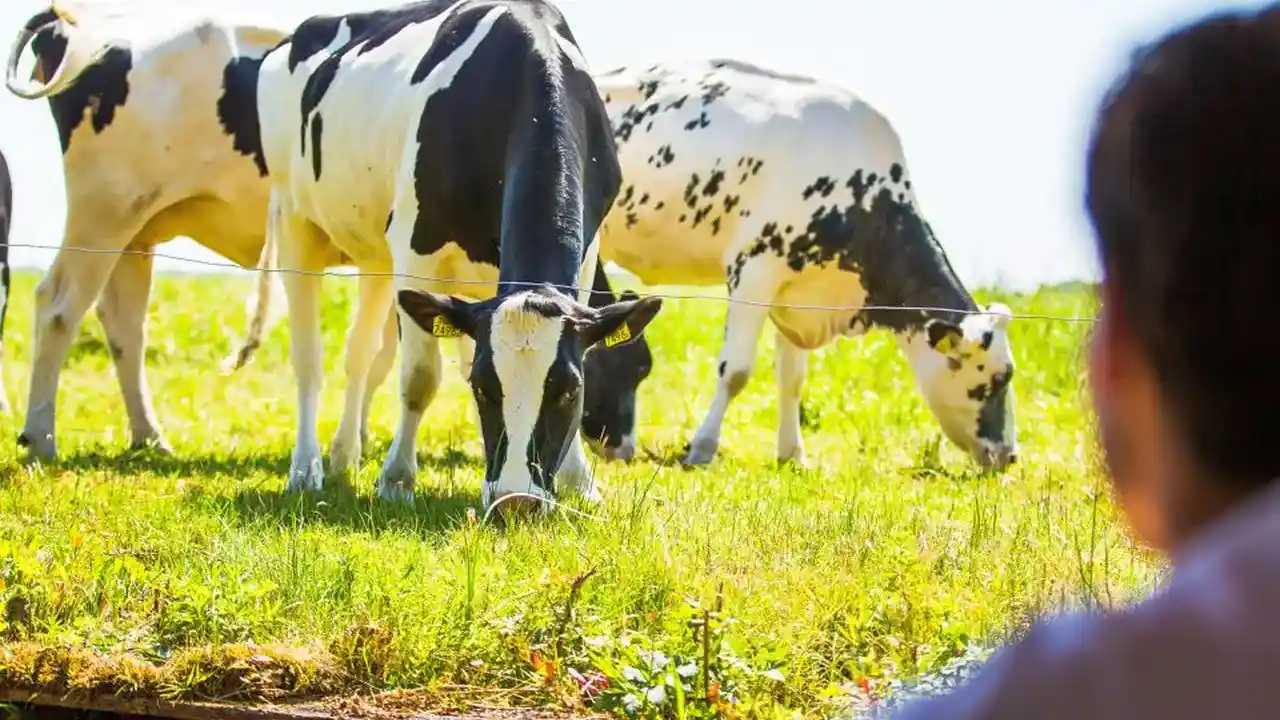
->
[[558, 387, 578, 407]]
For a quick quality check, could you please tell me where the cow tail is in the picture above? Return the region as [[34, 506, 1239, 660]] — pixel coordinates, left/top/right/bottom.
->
[[6, 2, 112, 100], [220, 226, 283, 374]]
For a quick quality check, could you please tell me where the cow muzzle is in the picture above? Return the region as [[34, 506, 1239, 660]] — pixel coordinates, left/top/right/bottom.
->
[[585, 435, 636, 462], [977, 441, 1017, 471]]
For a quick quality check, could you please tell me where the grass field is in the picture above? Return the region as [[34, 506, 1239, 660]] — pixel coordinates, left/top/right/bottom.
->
[[0, 268, 1164, 719]]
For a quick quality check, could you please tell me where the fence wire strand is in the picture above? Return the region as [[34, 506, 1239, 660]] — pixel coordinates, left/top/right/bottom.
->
[[5, 242, 1098, 324]]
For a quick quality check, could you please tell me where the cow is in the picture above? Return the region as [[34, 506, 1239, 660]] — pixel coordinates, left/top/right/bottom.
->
[[3, 1, 293, 460], [255, 0, 662, 514], [0, 148, 11, 414], [592, 59, 1018, 470]]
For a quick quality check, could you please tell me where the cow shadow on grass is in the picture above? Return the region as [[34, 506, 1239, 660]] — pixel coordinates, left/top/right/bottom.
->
[[1, 445, 293, 480], [179, 445, 485, 539]]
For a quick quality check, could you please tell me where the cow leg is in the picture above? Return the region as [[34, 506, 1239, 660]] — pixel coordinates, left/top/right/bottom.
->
[[774, 329, 809, 466], [455, 335, 475, 381], [0, 240, 10, 414], [19, 250, 121, 460], [360, 306, 399, 451], [376, 291, 443, 504], [277, 206, 329, 493], [683, 298, 771, 466], [95, 248, 170, 454], [329, 274, 395, 477]]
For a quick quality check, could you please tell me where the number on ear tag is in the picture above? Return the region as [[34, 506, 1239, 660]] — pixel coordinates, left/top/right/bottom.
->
[[603, 323, 632, 348], [432, 315, 461, 338]]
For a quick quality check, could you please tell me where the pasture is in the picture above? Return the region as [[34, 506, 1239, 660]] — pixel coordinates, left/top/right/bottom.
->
[[0, 268, 1161, 718]]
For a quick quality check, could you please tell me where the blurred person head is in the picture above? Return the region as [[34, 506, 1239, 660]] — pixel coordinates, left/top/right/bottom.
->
[[1085, 4, 1280, 556]]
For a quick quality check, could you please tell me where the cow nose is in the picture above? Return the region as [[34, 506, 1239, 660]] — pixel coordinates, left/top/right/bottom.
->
[[988, 446, 1015, 470], [604, 441, 635, 462]]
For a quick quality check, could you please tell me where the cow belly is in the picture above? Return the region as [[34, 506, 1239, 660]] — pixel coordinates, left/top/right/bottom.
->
[[601, 210, 732, 287], [769, 266, 867, 350], [399, 241, 500, 301]]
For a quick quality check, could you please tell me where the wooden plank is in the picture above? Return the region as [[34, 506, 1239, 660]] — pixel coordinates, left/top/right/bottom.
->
[[0, 689, 595, 719], [0, 690, 338, 719]]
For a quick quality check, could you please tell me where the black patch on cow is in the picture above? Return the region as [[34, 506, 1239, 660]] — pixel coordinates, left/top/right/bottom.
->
[[310, 113, 324, 179], [728, 170, 976, 333], [700, 80, 729, 106], [683, 111, 710, 131], [217, 54, 270, 176], [702, 170, 725, 196], [974, 369, 1012, 443], [30, 20, 132, 154], [287, 16, 344, 70]]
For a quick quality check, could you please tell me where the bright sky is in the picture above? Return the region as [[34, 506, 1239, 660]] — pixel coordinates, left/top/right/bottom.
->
[[0, 0, 1265, 291]]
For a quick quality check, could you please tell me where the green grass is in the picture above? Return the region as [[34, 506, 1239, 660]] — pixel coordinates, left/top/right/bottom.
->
[[0, 269, 1163, 718]]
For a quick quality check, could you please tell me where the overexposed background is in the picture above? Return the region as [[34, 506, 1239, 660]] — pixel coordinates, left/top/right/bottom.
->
[[0, 0, 1264, 290]]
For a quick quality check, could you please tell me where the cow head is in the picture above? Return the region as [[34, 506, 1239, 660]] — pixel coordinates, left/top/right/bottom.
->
[[580, 289, 655, 461], [908, 304, 1018, 470], [397, 286, 663, 510]]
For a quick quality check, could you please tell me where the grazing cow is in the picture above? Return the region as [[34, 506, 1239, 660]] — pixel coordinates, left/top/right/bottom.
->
[[4, 1, 291, 460], [256, 0, 662, 512], [0, 148, 11, 413], [594, 59, 1018, 469]]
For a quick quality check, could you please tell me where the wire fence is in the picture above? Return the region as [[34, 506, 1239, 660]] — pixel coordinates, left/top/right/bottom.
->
[[2, 240, 1100, 523], [4, 241, 1100, 324]]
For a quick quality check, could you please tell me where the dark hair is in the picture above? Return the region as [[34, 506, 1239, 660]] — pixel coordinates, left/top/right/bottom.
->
[[1085, 5, 1280, 485]]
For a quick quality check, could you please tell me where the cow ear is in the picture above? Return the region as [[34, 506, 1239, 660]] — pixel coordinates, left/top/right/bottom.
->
[[397, 290, 479, 339], [925, 319, 963, 356], [985, 303, 1013, 331], [579, 295, 663, 349]]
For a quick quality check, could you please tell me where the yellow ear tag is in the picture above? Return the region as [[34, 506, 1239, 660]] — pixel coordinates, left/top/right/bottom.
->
[[431, 315, 461, 338], [51, 2, 79, 25], [603, 323, 632, 348]]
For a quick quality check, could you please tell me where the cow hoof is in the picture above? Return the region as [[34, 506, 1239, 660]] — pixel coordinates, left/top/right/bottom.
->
[[375, 478, 415, 504], [286, 455, 325, 493], [328, 441, 362, 478], [130, 436, 174, 456], [777, 449, 808, 468], [375, 462, 416, 504], [681, 438, 719, 466], [17, 431, 55, 462]]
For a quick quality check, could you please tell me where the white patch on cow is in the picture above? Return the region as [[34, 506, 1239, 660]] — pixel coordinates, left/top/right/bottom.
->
[[489, 295, 566, 500], [553, 31, 588, 72], [413, 6, 508, 108]]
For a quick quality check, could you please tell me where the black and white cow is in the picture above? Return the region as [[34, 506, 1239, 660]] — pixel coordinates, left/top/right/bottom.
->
[[4, 1, 291, 460], [256, 0, 662, 512], [0, 147, 11, 414], [594, 59, 1018, 470]]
